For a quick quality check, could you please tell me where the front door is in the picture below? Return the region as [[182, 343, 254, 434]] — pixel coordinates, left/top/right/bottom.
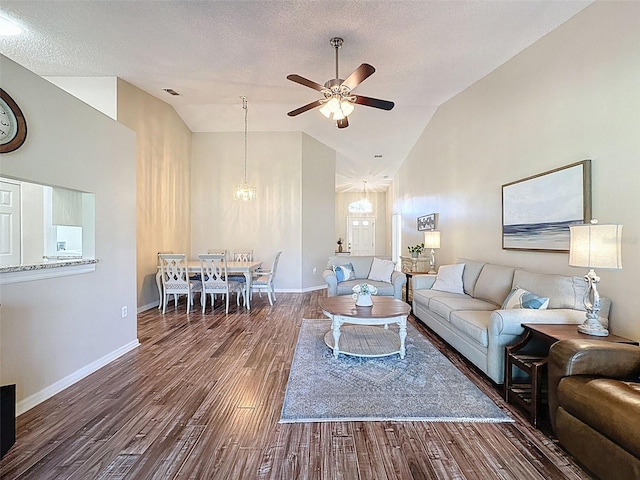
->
[[0, 180, 22, 266], [348, 216, 375, 256]]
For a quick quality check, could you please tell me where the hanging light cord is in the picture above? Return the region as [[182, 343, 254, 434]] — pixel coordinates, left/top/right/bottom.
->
[[241, 96, 248, 183]]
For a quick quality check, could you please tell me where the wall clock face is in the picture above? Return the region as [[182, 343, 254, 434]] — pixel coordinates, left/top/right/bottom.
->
[[0, 88, 27, 153]]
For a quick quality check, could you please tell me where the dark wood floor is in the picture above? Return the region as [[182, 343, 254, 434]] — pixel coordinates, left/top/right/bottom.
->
[[1, 291, 593, 479]]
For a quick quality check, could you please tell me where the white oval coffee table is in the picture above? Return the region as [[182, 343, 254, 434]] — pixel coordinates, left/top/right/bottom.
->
[[320, 296, 411, 359]]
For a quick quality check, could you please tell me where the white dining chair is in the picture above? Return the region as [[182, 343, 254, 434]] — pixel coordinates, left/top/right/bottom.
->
[[159, 253, 202, 314], [233, 250, 253, 262], [199, 253, 244, 313], [228, 250, 254, 290], [251, 251, 282, 305], [157, 251, 174, 310]]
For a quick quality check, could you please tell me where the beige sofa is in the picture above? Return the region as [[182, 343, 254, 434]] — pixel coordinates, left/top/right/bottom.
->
[[323, 255, 406, 299], [412, 258, 610, 384]]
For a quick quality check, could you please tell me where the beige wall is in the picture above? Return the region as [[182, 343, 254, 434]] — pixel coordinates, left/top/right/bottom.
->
[[190, 131, 335, 292], [393, 1, 640, 339], [302, 133, 336, 289], [0, 56, 138, 409], [116, 79, 193, 310], [335, 191, 388, 256]]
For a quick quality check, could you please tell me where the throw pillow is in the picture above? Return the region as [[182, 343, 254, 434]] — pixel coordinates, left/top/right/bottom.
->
[[431, 263, 465, 294], [367, 258, 395, 283], [501, 286, 550, 310], [332, 263, 355, 283]]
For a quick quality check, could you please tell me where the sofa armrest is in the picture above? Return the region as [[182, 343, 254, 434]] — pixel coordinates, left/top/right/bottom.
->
[[322, 269, 338, 296], [391, 271, 407, 299], [548, 339, 640, 430], [412, 274, 436, 290], [489, 308, 587, 337]]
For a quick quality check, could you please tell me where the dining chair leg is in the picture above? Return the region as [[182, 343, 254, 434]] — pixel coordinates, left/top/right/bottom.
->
[[267, 288, 274, 306]]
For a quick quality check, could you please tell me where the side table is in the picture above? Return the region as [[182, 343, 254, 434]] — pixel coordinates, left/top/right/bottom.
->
[[504, 323, 638, 427]]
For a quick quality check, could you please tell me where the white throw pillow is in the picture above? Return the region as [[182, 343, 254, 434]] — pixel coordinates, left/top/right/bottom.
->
[[431, 263, 465, 294], [501, 286, 549, 310], [367, 258, 395, 283]]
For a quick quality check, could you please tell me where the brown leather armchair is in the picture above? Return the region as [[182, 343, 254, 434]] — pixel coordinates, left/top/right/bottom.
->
[[548, 339, 640, 480]]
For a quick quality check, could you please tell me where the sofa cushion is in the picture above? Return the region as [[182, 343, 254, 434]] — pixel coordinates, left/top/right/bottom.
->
[[412, 288, 462, 310], [429, 295, 496, 322], [332, 263, 355, 282], [558, 376, 640, 459], [450, 310, 492, 347], [513, 270, 587, 310], [432, 263, 465, 294], [457, 258, 486, 296], [327, 255, 374, 278], [502, 286, 549, 310], [336, 279, 395, 297], [368, 257, 395, 282], [473, 264, 516, 306]]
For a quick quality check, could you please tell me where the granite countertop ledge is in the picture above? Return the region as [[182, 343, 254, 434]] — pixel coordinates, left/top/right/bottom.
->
[[0, 259, 98, 274]]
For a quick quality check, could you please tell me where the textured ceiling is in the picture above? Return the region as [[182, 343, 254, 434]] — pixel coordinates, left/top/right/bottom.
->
[[0, 1, 592, 192]]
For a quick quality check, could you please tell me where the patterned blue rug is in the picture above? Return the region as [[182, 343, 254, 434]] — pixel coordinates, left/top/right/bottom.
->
[[280, 319, 513, 423]]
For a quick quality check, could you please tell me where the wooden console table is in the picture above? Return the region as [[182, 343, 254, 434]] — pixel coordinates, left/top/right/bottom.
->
[[504, 323, 638, 427]]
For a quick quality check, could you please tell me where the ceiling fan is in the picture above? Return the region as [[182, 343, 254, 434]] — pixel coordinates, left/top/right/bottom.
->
[[286, 37, 395, 129]]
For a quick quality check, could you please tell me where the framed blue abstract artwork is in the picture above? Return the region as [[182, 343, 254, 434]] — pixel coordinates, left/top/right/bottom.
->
[[502, 160, 591, 252]]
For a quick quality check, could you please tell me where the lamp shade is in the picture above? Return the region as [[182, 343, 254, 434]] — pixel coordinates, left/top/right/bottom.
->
[[569, 223, 622, 269], [424, 230, 441, 249]]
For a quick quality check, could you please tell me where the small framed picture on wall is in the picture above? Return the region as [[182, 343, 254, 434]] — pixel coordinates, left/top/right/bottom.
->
[[418, 213, 436, 231]]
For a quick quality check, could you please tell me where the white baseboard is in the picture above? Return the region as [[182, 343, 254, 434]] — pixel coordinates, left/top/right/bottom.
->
[[16, 339, 140, 416], [138, 301, 159, 313]]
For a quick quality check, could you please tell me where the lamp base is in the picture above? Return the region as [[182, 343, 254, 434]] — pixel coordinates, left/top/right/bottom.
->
[[577, 319, 609, 337]]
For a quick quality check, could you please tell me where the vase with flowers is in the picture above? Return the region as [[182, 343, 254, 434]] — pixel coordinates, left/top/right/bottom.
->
[[337, 238, 344, 253], [351, 283, 378, 307], [408, 243, 425, 259]]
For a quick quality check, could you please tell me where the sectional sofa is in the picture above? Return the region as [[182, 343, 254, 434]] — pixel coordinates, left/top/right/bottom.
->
[[411, 258, 610, 384]]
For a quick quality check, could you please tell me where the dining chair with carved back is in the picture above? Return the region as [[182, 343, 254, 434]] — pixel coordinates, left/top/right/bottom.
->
[[251, 250, 282, 306], [198, 253, 244, 314], [158, 253, 202, 314]]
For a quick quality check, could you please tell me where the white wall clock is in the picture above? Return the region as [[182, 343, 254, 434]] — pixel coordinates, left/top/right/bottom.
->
[[0, 88, 27, 153]]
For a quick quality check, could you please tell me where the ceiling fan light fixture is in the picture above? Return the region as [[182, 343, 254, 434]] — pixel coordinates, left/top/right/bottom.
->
[[320, 98, 354, 120], [340, 100, 355, 117], [286, 37, 394, 128]]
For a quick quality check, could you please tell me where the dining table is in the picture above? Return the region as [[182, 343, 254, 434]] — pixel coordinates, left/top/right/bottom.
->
[[156, 260, 263, 310]]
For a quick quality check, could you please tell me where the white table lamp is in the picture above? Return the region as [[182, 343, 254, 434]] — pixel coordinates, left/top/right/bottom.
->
[[423, 230, 441, 274], [569, 221, 623, 336]]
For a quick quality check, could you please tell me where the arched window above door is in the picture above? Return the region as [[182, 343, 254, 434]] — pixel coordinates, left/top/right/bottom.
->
[[348, 198, 373, 213]]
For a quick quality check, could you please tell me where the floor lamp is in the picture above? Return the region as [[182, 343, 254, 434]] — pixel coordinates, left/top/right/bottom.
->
[[569, 221, 623, 337], [423, 230, 441, 274]]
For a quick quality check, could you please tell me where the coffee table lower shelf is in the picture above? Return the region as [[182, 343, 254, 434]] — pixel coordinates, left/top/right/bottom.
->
[[324, 325, 402, 358]]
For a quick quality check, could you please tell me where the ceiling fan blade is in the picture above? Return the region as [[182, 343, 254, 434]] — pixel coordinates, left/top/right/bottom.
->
[[286, 74, 326, 92], [287, 99, 323, 117], [342, 63, 375, 90], [354, 95, 395, 111], [337, 117, 349, 129]]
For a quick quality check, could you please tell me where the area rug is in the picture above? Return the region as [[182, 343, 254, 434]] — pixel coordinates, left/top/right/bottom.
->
[[280, 319, 513, 423]]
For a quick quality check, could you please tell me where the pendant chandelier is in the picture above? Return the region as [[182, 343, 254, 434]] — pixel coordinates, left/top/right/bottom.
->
[[361, 180, 372, 210], [233, 96, 257, 201]]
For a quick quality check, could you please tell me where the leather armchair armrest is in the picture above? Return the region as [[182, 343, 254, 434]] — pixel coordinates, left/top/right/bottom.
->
[[548, 339, 640, 431], [322, 269, 338, 296]]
